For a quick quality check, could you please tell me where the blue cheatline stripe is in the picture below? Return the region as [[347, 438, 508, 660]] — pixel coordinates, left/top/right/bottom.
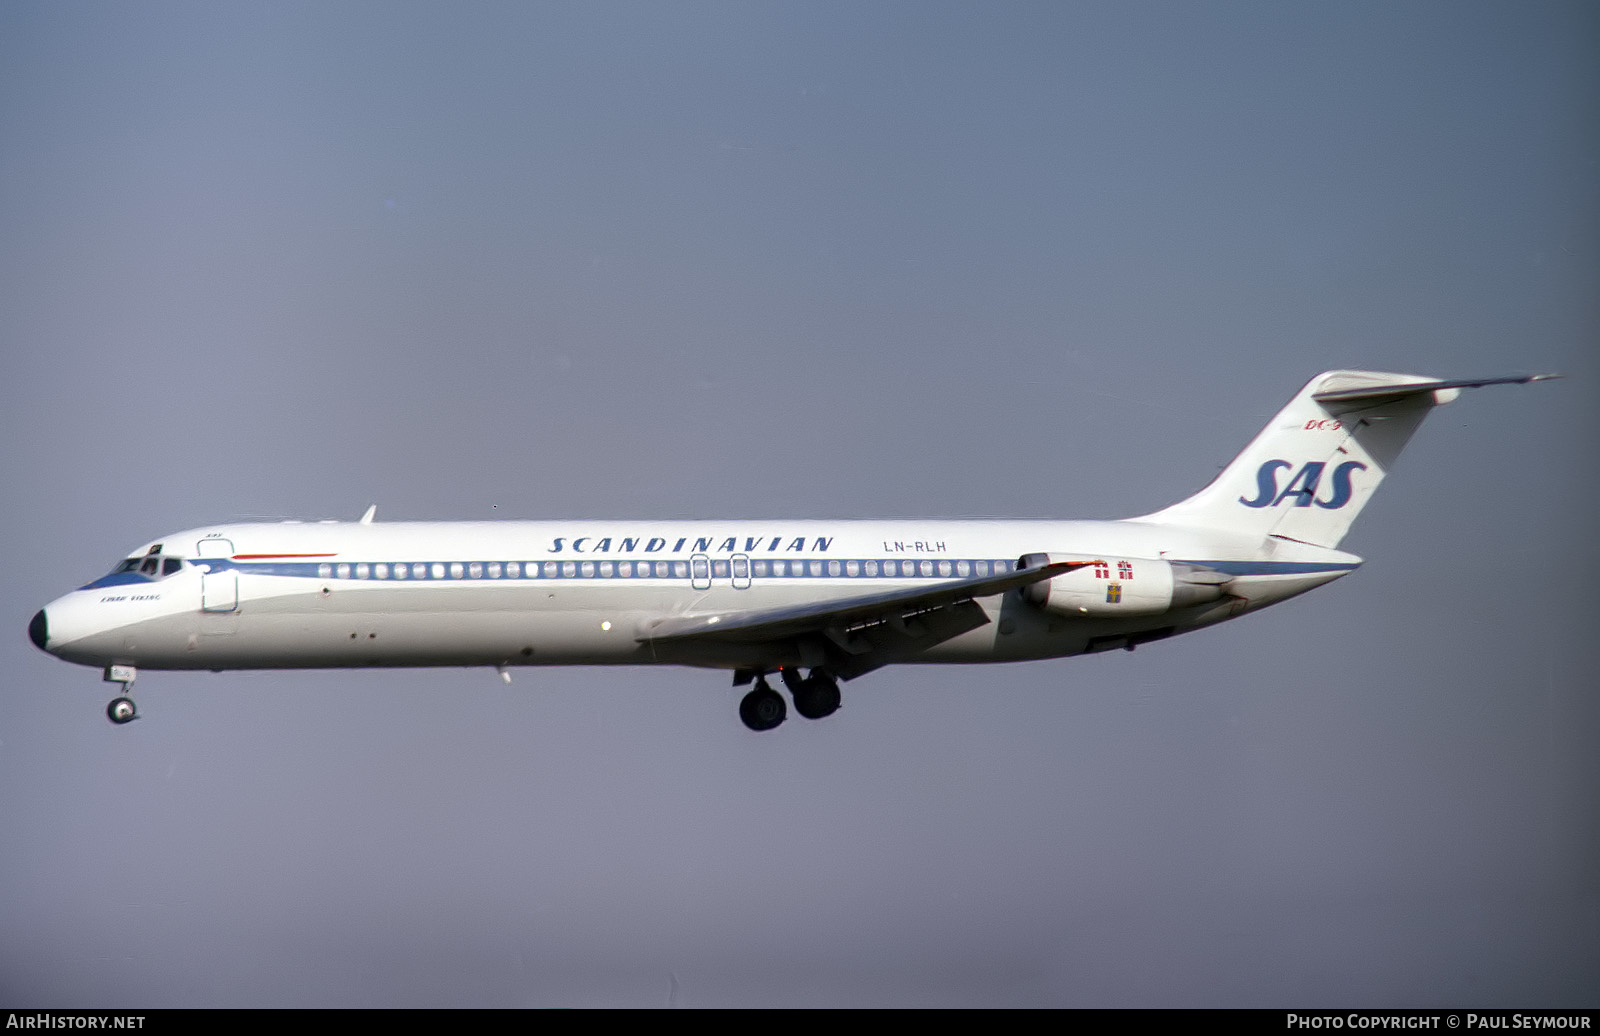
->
[[197, 558, 1023, 582], [79, 556, 1353, 590], [78, 571, 155, 590], [1175, 559, 1359, 576]]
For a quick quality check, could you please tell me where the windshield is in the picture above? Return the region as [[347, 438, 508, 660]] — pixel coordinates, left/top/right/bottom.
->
[[81, 554, 187, 590]]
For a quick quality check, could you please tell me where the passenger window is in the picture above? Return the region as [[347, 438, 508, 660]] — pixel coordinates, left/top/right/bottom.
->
[[376, 563, 389, 579], [956, 560, 969, 577], [468, 562, 482, 578], [562, 561, 576, 578], [656, 561, 670, 577], [845, 560, 859, 577], [599, 561, 614, 577], [618, 561, 632, 577], [938, 561, 952, 577], [975, 560, 990, 577], [487, 562, 501, 578], [506, 562, 519, 578], [865, 560, 878, 576], [827, 560, 841, 577], [431, 563, 445, 579], [809, 561, 823, 576], [319, 564, 332, 579], [394, 564, 408, 580], [337, 563, 350, 579], [355, 563, 370, 579], [712, 560, 728, 578], [673, 561, 688, 578]]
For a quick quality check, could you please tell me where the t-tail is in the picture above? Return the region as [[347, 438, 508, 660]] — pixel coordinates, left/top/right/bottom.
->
[[1135, 369, 1559, 549]]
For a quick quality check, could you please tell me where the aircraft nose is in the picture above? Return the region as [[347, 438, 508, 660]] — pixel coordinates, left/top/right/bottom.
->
[[28, 609, 48, 652]]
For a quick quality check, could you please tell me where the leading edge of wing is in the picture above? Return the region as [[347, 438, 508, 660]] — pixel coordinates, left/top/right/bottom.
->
[[639, 560, 1090, 645]]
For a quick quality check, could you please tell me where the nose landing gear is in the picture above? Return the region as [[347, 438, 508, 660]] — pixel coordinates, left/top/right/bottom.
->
[[104, 665, 138, 724]]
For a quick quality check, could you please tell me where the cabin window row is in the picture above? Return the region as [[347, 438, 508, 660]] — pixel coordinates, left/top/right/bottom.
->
[[313, 558, 1017, 581]]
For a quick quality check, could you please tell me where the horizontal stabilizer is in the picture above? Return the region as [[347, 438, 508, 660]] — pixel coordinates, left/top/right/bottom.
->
[[1312, 373, 1561, 410]]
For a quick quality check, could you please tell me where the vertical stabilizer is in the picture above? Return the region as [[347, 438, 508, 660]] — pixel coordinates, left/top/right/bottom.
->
[[1134, 370, 1552, 548]]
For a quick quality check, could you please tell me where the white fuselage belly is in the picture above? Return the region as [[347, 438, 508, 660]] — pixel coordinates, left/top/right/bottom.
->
[[41, 518, 1356, 673]]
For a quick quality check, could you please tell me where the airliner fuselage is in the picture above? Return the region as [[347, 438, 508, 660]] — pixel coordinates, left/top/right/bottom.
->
[[34, 517, 1354, 674], [29, 370, 1555, 729]]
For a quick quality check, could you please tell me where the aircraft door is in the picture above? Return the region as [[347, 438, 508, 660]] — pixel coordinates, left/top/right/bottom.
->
[[196, 538, 238, 613], [690, 553, 712, 590]]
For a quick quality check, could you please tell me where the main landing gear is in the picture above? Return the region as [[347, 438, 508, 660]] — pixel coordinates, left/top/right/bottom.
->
[[104, 665, 138, 725], [739, 680, 786, 731], [738, 669, 841, 732]]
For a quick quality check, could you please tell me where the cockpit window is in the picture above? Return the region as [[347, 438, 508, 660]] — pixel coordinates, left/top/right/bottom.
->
[[114, 556, 185, 579], [83, 555, 184, 591]]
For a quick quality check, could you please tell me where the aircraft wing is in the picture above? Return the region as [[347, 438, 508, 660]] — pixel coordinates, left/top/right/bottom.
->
[[639, 559, 1087, 647]]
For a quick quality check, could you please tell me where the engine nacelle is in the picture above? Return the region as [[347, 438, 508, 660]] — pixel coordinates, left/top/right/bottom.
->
[[1018, 553, 1231, 618]]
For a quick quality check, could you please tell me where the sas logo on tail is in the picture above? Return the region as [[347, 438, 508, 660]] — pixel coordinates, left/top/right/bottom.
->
[[1240, 460, 1367, 509]]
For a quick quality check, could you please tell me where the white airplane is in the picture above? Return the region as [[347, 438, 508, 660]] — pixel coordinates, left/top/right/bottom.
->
[[30, 369, 1555, 730]]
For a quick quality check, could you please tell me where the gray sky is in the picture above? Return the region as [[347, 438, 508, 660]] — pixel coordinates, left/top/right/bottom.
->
[[3, 0, 1595, 1007]]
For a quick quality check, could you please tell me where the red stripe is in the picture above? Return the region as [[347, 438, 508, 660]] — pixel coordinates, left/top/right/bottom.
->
[[231, 553, 338, 559]]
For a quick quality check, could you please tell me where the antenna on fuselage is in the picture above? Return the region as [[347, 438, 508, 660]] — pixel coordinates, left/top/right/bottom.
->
[[358, 505, 377, 524]]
